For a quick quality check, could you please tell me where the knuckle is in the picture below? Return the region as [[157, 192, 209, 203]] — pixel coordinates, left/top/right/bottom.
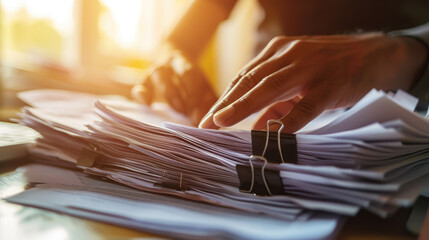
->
[[230, 75, 241, 85], [271, 36, 287, 44], [213, 98, 231, 112], [237, 73, 257, 91], [292, 39, 305, 47], [294, 101, 316, 118], [266, 36, 287, 49], [287, 39, 307, 54], [263, 74, 287, 93], [237, 96, 252, 109]]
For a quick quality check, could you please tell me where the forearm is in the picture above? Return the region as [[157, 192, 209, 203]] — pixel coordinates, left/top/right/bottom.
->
[[167, 0, 237, 60]]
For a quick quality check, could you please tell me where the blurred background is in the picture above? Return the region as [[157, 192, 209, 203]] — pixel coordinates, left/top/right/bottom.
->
[[0, 0, 260, 121]]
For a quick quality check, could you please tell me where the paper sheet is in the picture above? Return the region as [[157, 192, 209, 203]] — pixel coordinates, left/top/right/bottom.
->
[[15, 89, 429, 218], [6, 165, 342, 240]]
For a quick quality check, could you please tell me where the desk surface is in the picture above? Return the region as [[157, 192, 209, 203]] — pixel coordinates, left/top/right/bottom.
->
[[0, 161, 419, 240]]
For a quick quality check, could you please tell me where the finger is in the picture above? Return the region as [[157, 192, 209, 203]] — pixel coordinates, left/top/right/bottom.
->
[[252, 97, 300, 129], [236, 36, 289, 76], [199, 70, 268, 129], [212, 64, 306, 127], [152, 67, 188, 114], [214, 36, 301, 111], [280, 86, 338, 133], [199, 37, 292, 129], [221, 37, 295, 99], [171, 69, 193, 115], [179, 68, 217, 125], [132, 73, 155, 105], [200, 57, 295, 129]]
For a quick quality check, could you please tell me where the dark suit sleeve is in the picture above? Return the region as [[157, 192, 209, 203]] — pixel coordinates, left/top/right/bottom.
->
[[390, 22, 429, 102]]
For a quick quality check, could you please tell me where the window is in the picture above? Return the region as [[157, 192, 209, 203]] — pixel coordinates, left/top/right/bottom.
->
[[0, 0, 260, 93], [1, 0, 75, 66], [0, 0, 189, 87]]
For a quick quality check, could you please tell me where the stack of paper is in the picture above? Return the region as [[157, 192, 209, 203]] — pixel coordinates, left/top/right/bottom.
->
[[5, 164, 342, 240], [14, 89, 429, 220]]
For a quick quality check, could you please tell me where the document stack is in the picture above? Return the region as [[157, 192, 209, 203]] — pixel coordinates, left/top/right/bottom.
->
[[9, 88, 429, 237]]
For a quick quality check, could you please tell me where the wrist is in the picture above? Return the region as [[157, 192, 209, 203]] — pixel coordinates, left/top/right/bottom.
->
[[160, 42, 197, 62]]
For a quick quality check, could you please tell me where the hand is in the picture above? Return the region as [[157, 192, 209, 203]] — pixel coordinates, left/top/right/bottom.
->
[[132, 51, 217, 125], [199, 33, 427, 132]]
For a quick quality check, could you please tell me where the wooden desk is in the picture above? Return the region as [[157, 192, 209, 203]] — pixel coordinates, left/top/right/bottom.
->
[[0, 161, 421, 240]]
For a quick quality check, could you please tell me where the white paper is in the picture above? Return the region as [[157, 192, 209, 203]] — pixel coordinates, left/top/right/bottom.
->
[[16, 88, 429, 219], [5, 166, 342, 240]]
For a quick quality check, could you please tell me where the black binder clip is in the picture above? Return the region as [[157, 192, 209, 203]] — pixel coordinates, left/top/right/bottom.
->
[[154, 170, 189, 191], [236, 120, 297, 196], [251, 120, 297, 164]]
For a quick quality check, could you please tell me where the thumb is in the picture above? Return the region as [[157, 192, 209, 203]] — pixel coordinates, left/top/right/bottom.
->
[[280, 87, 336, 133], [252, 97, 300, 130]]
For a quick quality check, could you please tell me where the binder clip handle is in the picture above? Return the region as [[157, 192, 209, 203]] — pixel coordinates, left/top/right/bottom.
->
[[262, 120, 285, 163], [236, 119, 295, 196], [240, 155, 273, 195], [250, 119, 297, 164]]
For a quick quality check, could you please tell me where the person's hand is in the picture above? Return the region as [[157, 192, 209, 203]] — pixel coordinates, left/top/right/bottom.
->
[[199, 33, 427, 132], [132, 51, 217, 125]]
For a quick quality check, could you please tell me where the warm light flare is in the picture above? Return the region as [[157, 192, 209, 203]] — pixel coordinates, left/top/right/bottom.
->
[[1, 0, 74, 33], [100, 0, 143, 49]]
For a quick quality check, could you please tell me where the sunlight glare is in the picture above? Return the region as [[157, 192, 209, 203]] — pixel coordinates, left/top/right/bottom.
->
[[100, 0, 143, 49], [1, 0, 24, 13], [1, 0, 74, 34]]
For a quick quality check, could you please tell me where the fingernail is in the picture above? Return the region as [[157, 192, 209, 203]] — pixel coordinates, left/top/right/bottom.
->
[[213, 106, 235, 126], [198, 113, 215, 129]]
